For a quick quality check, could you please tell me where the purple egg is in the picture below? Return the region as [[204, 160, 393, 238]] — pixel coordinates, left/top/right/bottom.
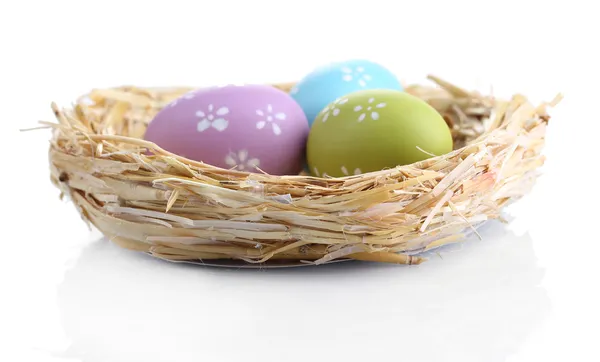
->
[[144, 84, 309, 175]]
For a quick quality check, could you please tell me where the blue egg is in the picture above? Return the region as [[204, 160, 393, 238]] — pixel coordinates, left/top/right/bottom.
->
[[290, 59, 403, 126]]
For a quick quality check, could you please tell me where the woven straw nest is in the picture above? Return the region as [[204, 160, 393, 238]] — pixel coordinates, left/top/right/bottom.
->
[[41, 75, 561, 267]]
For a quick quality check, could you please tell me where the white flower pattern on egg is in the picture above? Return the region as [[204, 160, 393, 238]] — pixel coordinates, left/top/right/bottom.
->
[[353, 97, 386, 122], [196, 104, 230, 132], [341, 66, 373, 87], [341, 166, 362, 176], [168, 91, 196, 107], [224, 149, 260, 171], [256, 104, 286, 135], [321, 97, 348, 122], [289, 86, 299, 95]]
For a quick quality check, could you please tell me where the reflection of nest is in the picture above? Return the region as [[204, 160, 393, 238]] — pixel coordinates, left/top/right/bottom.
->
[[55, 222, 550, 361], [44, 75, 561, 266]]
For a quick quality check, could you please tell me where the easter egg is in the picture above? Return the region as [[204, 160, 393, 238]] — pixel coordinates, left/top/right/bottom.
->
[[290, 59, 403, 126], [144, 84, 309, 175], [307, 89, 453, 178]]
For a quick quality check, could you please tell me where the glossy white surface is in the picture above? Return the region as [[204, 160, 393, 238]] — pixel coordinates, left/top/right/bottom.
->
[[2, 1, 599, 361]]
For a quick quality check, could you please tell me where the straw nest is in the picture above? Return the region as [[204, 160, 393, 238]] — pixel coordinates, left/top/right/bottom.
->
[[40, 75, 561, 266]]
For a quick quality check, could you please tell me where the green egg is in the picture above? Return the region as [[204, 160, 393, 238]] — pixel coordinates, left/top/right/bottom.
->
[[307, 89, 453, 178]]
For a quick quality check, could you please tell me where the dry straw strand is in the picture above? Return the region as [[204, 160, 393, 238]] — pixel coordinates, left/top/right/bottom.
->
[[39, 75, 561, 266]]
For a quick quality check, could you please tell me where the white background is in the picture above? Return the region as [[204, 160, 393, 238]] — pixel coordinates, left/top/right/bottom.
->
[[2, 1, 599, 361]]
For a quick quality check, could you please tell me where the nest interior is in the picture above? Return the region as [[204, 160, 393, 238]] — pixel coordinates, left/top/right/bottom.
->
[[43, 75, 561, 266]]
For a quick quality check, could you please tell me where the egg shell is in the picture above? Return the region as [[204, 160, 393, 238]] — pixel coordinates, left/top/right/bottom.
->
[[307, 89, 453, 178], [144, 84, 309, 175], [291, 59, 403, 126]]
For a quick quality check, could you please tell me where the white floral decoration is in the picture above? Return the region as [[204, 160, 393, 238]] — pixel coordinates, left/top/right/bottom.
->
[[256, 104, 286, 135], [341, 66, 373, 87], [224, 149, 260, 171], [289, 86, 299, 95], [341, 166, 362, 176], [353, 97, 386, 122], [321, 97, 348, 122], [168, 91, 197, 107], [196, 104, 230, 132]]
